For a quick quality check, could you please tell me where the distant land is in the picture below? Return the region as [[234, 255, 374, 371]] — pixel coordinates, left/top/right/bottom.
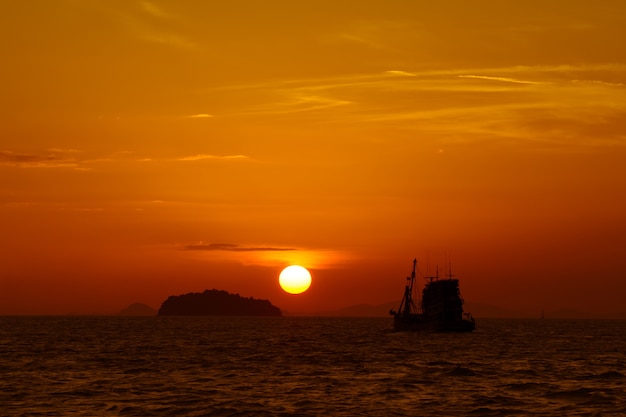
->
[[118, 303, 157, 316], [295, 301, 519, 318], [117, 296, 626, 319], [298, 301, 626, 319], [158, 289, 282, 316]]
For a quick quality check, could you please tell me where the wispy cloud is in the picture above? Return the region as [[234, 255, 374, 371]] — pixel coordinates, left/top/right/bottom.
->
[[201, 64, 626, 148], [181, 242, 347, 269], [0, 149, 253, 167], [0, 149, 162, 169], [177, 154, 249, 161], [331, 19, 411, 53], [571, 79, 624, 87], [385, 70, 417, 77], [139, 1, 169, 19], [258, 94, 352, 116], [186, 113, 214, 118], [101, 2, 197, 50], [47, 148, 81, 153], [458, 75, 541, 84], [0, 150, 80, 168], [184, 243, 295, 252]]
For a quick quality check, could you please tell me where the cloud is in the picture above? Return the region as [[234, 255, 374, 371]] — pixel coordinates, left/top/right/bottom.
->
[[385, 70, 417, 77], [47, 148, 80, 153], [263, 94, 352, 115], [458, 75, 540, 84], [101, 2, 197, 50], [186, 113, 214, 118], [0, 149, 161, 169], [177, 154, 249, 161], [140, 1, 169, 19], [571, 79, 624, 87], [184, 243, 295, 252], [197, 63, 626, 148], [0, 150, 80, 168]]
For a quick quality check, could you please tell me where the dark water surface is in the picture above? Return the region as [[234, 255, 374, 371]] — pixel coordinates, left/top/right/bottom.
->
[[1, 317, 625, 416]]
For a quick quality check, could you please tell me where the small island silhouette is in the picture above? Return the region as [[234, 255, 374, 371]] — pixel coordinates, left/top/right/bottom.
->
[[158, 289, 282, 316]]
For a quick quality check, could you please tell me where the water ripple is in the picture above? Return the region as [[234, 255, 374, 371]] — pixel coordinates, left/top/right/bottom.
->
[[1, 317, 625, 416]]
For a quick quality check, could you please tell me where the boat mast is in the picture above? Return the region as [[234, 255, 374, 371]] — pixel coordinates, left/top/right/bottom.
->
[[402, 258, 417, 315]]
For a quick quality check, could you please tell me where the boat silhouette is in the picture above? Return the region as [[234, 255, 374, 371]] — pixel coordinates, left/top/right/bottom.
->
[[390, 259, 475, 332]]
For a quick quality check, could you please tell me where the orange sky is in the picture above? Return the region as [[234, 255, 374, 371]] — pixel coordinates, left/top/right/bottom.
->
[[1, 0, 625, 316]]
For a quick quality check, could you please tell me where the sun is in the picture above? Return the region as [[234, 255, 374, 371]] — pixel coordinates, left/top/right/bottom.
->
[[279, 265, 312, 294]]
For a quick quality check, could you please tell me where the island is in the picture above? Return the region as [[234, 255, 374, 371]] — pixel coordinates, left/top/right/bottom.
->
[[157, 289, 282, 316]]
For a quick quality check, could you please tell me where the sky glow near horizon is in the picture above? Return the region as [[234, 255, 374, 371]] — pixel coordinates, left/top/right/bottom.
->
[[1, 0, 625, 315]]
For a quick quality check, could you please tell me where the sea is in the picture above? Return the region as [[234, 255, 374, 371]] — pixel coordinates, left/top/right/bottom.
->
[[1, 317, 625, 416]]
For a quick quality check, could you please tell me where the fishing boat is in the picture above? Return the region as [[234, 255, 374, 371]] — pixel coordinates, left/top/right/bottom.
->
[[390, 259, 475, 332]]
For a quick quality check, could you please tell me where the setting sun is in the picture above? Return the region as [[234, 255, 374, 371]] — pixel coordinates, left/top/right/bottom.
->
[[279, 265, 312, 295]]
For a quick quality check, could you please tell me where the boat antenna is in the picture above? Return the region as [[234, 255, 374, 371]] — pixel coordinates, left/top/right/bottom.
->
[[446, 252, 454, 279], [425, 264, 437, 282]]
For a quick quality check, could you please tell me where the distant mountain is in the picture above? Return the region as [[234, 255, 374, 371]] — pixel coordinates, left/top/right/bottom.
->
[[311, 301, 532, 318], [118, 302, 157, 316], [315, 301, 397, 317], [464, 302, 529, 319], [158, 289, 281, 316], [313, 302, 626, 319], [543, 309, 626, 319]]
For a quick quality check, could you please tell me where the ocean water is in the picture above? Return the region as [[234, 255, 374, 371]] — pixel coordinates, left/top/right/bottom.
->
[[1, 317, 625, 416]]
